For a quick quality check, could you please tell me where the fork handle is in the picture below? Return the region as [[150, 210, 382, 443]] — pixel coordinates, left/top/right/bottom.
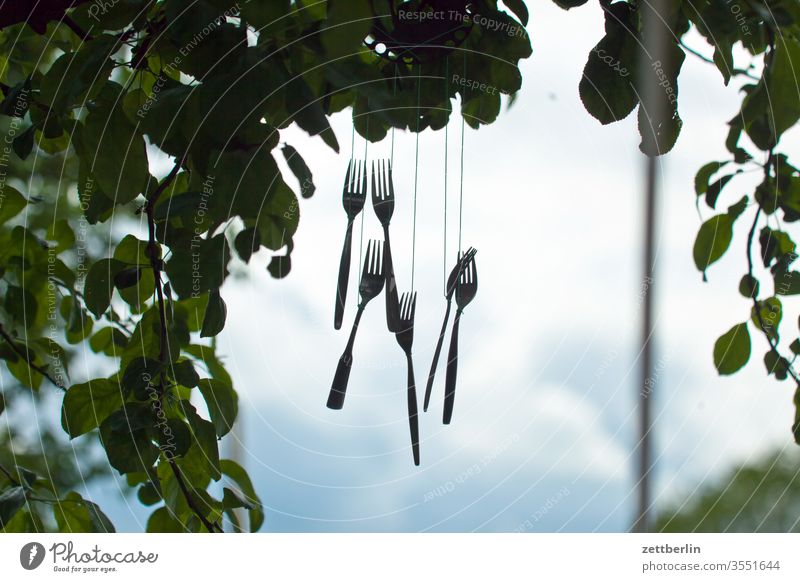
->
[[327, 305, 365, 410], [443, 309, 463, 425], [423, 299, 453, 412], [405, 353, 420, 466], [383, 227, 401, 333], [334, 219, 355, 330]]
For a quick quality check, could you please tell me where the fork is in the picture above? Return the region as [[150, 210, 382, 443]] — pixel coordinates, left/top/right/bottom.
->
[[423, 248, 477, 412], [395, 292, 420, 466], [327, 239, 385, 410], [371, 159, 402, 333], [443, 254, 478, 424], [334, 159, 368, 330]]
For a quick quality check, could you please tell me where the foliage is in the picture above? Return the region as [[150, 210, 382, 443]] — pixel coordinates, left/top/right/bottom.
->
[[0, 1, 531, 531], [656, 449, 800, 532], [557, 0, 800, 445]]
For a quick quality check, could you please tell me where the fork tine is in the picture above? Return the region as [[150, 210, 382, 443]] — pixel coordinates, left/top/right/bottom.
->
[[371, 160, 378, 204], [386, 159, 394, 200], [362, 240, 372, 279], [376, 240, 384, 276], [344, 159, 353, 194], [360, 158, 368, 196], [410, 292, 417, 321], [400, 292, 408, 320]]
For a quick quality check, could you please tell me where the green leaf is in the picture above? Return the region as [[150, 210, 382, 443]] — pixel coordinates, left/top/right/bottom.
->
[[775, 271, 800, 296], [739, 275, 760, 299], [502, 0, 529, 25], [695, 161, 728, 196], [282, 144, 315, 199], [146, 506, 187, 532], [53, 491, 115, 533], [0, 486, 26, 528], [713, 323, 751, 375], [200, 289, 227, 338], [38, 36, 117, 110], [81, 97, 149, 204], [552, 0, 589, 8], [578, 3, 638, 125], [197, 378, 238, 437], [84, 259, 125, 318], [751, 296, 783, 341], [234, 227, 261, 263], [705, 174, 737, 210], [61, 379, 126, 439], [122, 357, 161, 401], [221, 459, 263, 532], [0, 186, 26, 225], [183, 402, 221, 481], [99, 404, 160, 474], [693, 196, 747, 276]]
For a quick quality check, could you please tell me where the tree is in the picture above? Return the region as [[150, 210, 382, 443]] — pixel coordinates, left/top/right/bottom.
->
[[2, 0, 799, 534], [0, 0, 531, 532], [656, 449, 800, 532]]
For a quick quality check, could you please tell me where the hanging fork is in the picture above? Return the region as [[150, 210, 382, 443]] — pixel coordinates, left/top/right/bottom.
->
[[327, 240, 385, 410], [423, 247, 477, 412], [443, 253, 478, 424], [371, 159, 402, 332], [334, 159, 368, 330], [395, 291, 420, 466]]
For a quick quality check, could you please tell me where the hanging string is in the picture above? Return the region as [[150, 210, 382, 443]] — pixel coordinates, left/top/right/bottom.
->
[[357, 113, 370, 306], [411, 64, 421, 293], [458, 50, 467, 254], [391, 62, 398, 167], [443, 57, 449, 296]]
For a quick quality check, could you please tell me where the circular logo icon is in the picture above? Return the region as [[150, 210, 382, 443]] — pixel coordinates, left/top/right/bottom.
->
[[19, 542, 46, 570]]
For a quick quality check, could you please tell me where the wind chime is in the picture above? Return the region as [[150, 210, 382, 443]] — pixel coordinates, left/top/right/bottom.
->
[[325, 0, 480, 467]]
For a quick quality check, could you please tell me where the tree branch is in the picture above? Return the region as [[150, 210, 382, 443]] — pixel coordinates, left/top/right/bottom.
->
[[0, 0, 94, 33], [143, 158, 221, 534], [0, 323, 67, 391]]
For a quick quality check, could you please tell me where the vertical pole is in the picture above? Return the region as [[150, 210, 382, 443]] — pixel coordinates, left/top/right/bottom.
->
[[633, 0, 671, 533]]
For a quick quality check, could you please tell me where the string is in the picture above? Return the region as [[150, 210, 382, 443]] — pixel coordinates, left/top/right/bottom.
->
[[391, 62, 398, 166], [459, 49, 467, 254], [357, 113, 369, 306], [443, 57, 449, 296], [412, 64, 421, 293]]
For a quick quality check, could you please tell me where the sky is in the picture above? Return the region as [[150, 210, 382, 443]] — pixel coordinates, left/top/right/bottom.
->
[[75, 1, 800, 532]]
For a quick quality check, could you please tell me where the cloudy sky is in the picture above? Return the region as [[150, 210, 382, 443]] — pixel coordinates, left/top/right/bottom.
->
[[84, 1, 800, 532]]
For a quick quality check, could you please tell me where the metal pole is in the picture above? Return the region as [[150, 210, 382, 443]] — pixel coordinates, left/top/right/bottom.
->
[[633, 0, 671, 533]]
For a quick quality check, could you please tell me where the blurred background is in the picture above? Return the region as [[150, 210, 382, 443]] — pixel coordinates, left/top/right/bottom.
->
[[6, 0, 800, 532]]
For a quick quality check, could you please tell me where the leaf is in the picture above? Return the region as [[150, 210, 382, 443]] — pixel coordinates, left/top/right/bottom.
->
[[146, 506, 187, 532], [234, 228, 261, 263], [552, 0, 589, 8], [61, 379, 126, 438], [0, 186, 27, 225], [579, 2, 638, 125], [0, 487, 26, 528], [693, 196, 747, 276], [84, 259, 125, 318], [81, 97, 149, 204], [502, 0, 529, 25], [0, 486, 26, 528], [99, 404, 159, 475], [197, 378, 238, 437], [751, 297, 783, 341], [38, 36, 117, 110], [221, 459, 263, 532], [775, 271, 800, 296], [713, 323, 751, 375], [695, 161, 728, 196], [53, 491, 115, 533], [200, 289, 227, 338], [739, 275, 760, 298], [282, 144, 315, 199], [705, 174, 737, 209]]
